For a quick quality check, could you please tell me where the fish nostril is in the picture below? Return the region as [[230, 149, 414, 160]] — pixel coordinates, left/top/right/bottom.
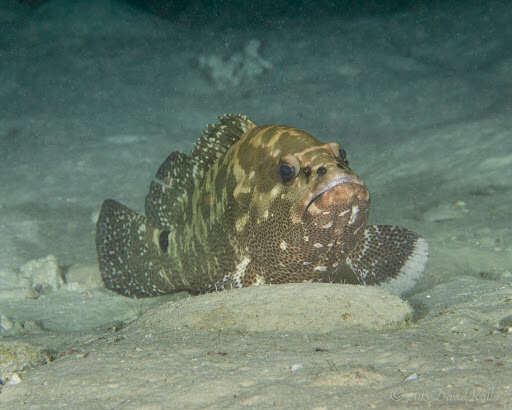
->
[[317, 166, 327, 176]]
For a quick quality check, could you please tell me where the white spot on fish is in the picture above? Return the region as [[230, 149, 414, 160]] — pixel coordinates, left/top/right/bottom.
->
[[313, 243, 324, 248], [235, 214, 249, 232], [232, 256, 251, 286], [270, 185, 281, 199], [280, 240, 288, 250], [253, 275, 265, 286], [349, 205, 359, 225]]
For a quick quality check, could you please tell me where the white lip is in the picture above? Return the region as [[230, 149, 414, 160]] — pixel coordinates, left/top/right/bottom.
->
[[305, 174, 364, 211], [315, 174, 362, 197]]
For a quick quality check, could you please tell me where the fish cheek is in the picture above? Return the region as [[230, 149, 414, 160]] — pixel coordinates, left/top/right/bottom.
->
[[244, 197, 290, 253], [246, 197, 311, 278]]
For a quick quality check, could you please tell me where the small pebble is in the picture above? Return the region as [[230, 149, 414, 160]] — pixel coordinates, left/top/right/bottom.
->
[[290, 364, 303, 372], [7, 372, 22, 385], [0, 313, 14, 331], [404, 373, 419, 382]]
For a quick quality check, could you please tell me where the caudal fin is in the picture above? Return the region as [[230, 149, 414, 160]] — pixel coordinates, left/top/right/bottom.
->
[[96, 199, 181, 297], [346, 225, 429, 296]]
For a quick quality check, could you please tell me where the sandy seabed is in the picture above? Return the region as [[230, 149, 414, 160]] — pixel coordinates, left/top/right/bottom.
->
[[1, 278, 511, 408], [2, 0, 512, 408]]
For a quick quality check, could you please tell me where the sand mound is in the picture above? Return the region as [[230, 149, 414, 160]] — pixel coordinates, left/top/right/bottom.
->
[[137, 283, 412, 333]]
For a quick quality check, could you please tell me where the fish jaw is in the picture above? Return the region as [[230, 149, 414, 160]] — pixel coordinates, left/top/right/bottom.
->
[[291, 167, 370, 224], [305, 178, 369, 217]]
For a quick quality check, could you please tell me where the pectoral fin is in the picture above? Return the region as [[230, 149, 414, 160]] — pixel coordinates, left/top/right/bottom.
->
[[345, 225, 429, 295]]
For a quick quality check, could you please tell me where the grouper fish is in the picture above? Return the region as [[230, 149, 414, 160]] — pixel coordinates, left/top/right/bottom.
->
[[96, 114, 428, 297]]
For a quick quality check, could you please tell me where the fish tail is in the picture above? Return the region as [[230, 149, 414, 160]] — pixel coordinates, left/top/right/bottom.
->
[[346, 225, 429, 295]]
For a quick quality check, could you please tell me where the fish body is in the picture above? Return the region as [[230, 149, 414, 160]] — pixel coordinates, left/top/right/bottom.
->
[[96, 114, 428, 297]]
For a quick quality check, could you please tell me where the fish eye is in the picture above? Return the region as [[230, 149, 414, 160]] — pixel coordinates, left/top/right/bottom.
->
[[338, 148, 346, 160], [278, 162, 296, 183]]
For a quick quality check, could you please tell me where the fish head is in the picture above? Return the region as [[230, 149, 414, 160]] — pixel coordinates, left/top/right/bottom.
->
[[230, 125, 370, 283]]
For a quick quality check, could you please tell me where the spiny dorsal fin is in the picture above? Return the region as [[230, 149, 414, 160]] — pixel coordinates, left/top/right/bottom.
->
[[190, 114, 256, 179], [145, 114, 256, 230]]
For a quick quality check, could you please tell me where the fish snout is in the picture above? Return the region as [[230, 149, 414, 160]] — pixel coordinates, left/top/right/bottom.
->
[[305, 170, 369, 216], [314, 182, 368, 210]]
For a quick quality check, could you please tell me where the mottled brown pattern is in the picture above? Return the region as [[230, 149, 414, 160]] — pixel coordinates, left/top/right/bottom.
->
[[96, 114, 428, 297]]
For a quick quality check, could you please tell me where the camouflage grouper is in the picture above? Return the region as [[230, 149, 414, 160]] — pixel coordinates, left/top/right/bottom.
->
[[96, 114, 428, 297]]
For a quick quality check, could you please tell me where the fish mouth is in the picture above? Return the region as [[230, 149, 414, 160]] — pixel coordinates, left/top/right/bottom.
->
[[305, 174, 365, 213]]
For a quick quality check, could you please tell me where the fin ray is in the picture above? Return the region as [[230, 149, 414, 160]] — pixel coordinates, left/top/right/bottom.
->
[[190, 113, 256, 179]]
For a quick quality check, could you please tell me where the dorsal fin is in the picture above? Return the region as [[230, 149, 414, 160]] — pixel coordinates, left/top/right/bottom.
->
[[190, 114, 256, 179], [145, 114, 256, 230]]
